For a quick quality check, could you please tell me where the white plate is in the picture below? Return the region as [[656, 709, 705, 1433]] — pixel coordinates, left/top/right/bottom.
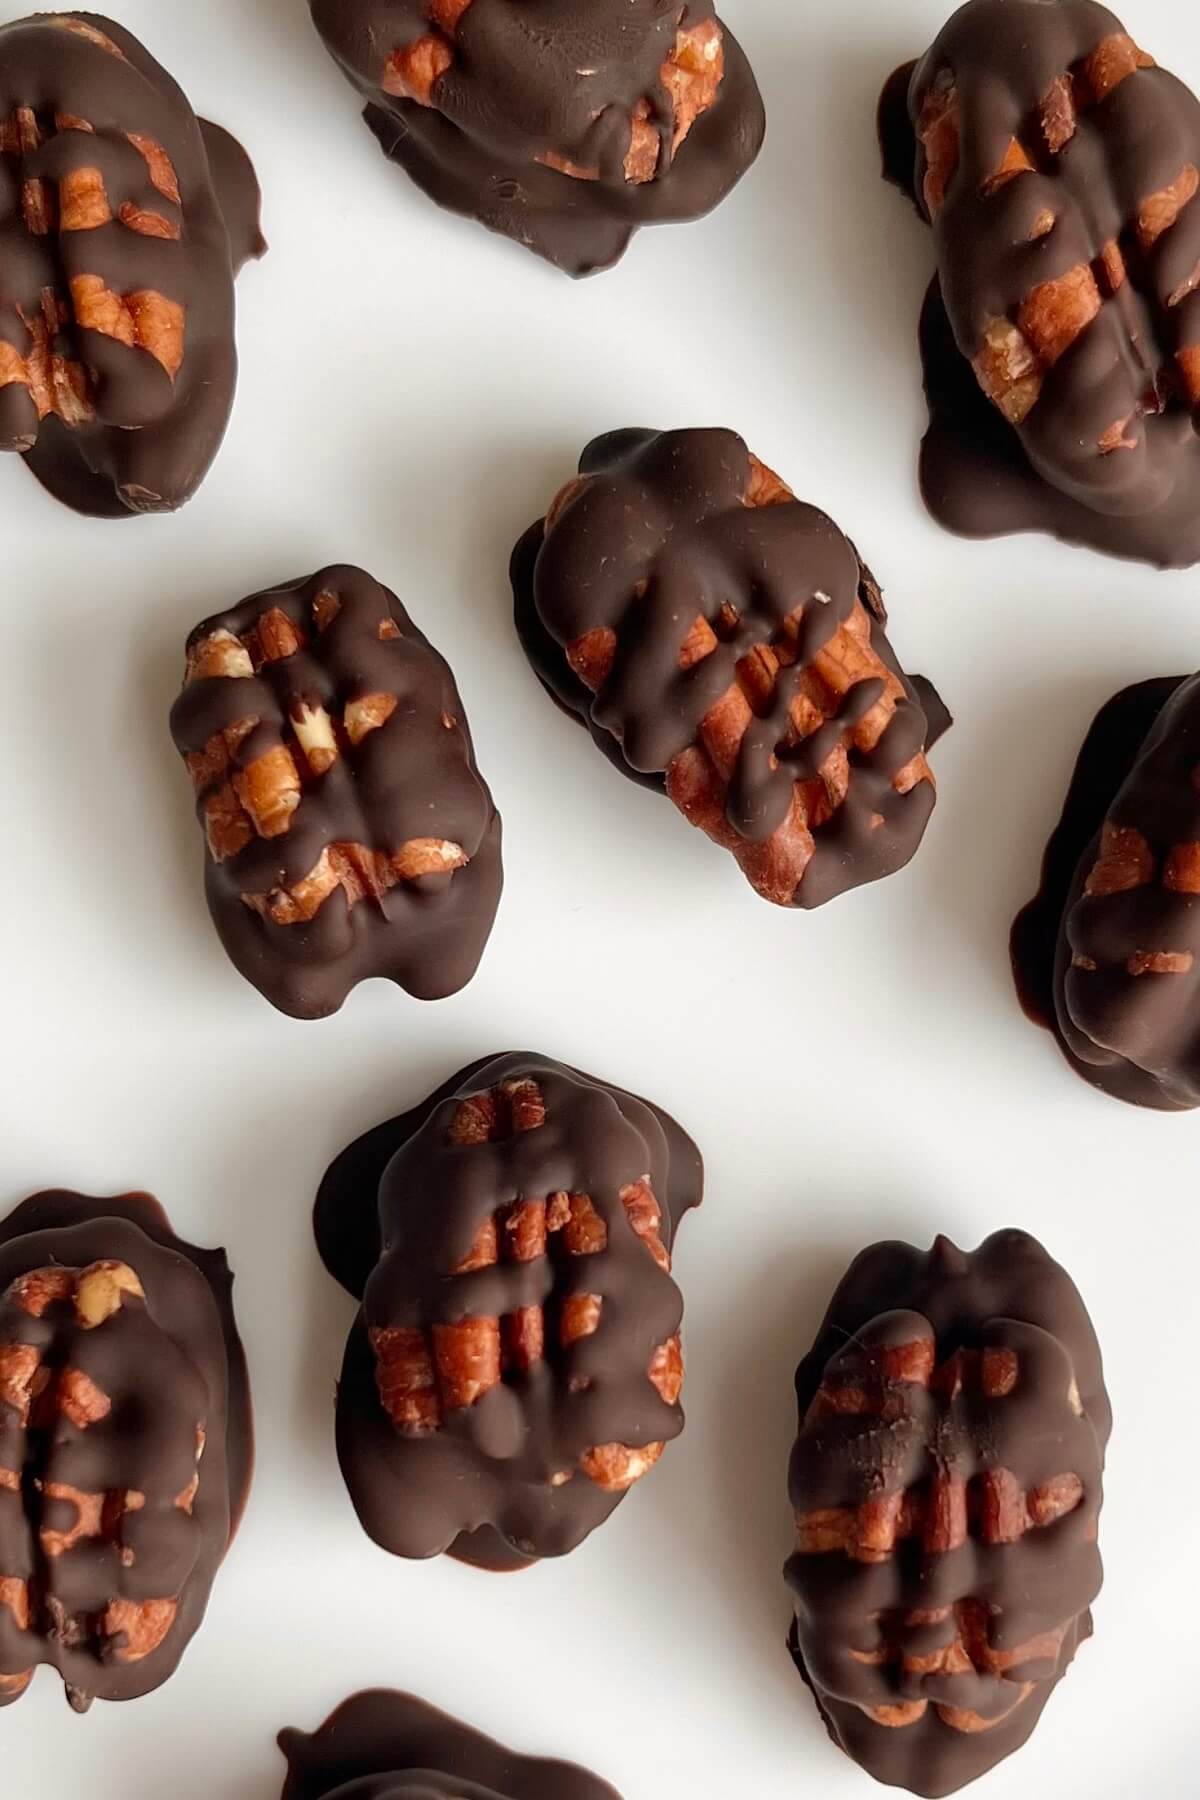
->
[[3, 1, 1196, 1794]]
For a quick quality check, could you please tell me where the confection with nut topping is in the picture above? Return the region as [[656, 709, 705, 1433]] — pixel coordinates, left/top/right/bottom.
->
[[308, 0, 764, 275], [785, 1231, 1109, 1798], [169, 565, 503, 1019], [513, 427, 948, 907], [0, 1190, 252, 1712], [1013, 673, 1200, 1109], [0, 12, 263, 516], [882, 0, 1200, 565], [315, 1053, 701, 1569]]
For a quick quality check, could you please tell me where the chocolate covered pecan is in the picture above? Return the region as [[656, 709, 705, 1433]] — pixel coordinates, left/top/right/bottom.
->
[[1013, 672, 1200, 1108], [308, 0, 764, 275], [279, 1689, 621, 1800], [0, 13, 263, 517], [169, 565, 503, 1019], [786, 1232, 1109, 1798], [883, 0, 1200, 565], [0, 1190, 251, 1712], [513, 427, 947, 907], [315, 1053, 701, 1567]]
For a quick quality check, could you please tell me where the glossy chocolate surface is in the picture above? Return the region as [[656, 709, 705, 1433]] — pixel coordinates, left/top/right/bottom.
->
[[316, 1053, 701, 1566], [786, 1231, 1109, 1797], [280, 1689, 621, 1800], [309, 0, 764, 275], [0, 1189, 251, 1711], [1013, 674, 1200, 1108], [0, 12, 263, 517]]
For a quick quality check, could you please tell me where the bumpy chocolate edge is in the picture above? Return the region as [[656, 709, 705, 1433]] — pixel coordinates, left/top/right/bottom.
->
[[1011, 675, 1194, 1109], [169, 567, 503, 1021], [312, 2, 765, 277], [878, 33, 1200, 568], [512, 428, 950, 902], [279, 1688, 622, 1799], [314, 1053, 702, 1569], [2, 14, 264, 519], [786, 1230, 1110, 1799], [0, 1189, 253, 1707]]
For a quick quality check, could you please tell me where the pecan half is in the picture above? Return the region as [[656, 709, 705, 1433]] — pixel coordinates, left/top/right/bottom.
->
[[515, 427, 944, 908], [0, 12, 262, 515], [786, 1231, 1109, 1794], [169, 566, 502, 1019]]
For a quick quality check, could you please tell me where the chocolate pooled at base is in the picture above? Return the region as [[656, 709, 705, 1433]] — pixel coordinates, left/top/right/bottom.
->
[[279, 1689, 621, 1800], [169, 566, 503, 1021], [785, 1231, 1110, 1798], [881, 0, 1200, 567], [0, 1189, 252, 1712], [308, 0, 764, 276], [0, 13, 264, 518], [1012, 673, 1200, 1109], [513, 427, 948, 908], [315, 1053, 702, 1569]]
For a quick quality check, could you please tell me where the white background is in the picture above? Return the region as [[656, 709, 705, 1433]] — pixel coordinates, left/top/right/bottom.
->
[[3, 0, 1198, 1794]]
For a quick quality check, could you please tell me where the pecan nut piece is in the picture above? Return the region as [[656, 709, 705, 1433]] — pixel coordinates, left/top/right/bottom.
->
[[785, 1231, 1109, 1799], [885, 0, 1200, 565], [314, 1053, 702, 1567], [0, 13, 263, 517], [279, 1689, 621, 1800], [1013, 672, 1200, 1109], [169, 565, 503, 1020], [0, 1190, 251, 1712], [513, 427, 947, 908], [308, 0, 764, 275]]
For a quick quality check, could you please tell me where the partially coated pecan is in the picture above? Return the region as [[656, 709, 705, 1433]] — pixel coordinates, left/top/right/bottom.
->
[[314, 1053, 702, 1567], [169, 566, 503, 1020], [0, 13, 263, 516], [888, 0, 1200, 562], [786, 1231, 1110, 1797], [0, 1190, 251, 1711], [308, 0, 764, 275], [1013, 672, 1200, 1109], [513, 427, 946, 908]]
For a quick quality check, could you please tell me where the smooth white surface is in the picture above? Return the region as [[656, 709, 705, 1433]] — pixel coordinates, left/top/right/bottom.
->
[[2, 0, 1198, 1794]]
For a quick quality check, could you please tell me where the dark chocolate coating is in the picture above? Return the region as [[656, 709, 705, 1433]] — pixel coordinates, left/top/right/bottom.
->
[[513, 426, 946, 905], [169, 566, 503, 1020], [882, 0, 1200, 566], [0, 13, 263, 517], [0, 1189, 252, 1711], [786, 1231, 1110, 1799], [1012, 674, 1200, 1109], [315, 1053, 702, 1566], [280, 1689, 621, 1800], [308, 0, 764, 276]]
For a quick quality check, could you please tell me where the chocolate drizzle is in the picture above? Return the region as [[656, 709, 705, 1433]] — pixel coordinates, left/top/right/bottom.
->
[[786, 1231, 1110, 1799], [1012, 674, 1200, 1109], [308, 0, 764, 276], [169, 566, 503, 1020], [279, 1689, 621, 1800], [0, 1190, 252, 1711], [0, 13, 263, 517], [883, 0, 1200, 565], [513, 427, 946, 906], [315, 1053, 701, 1567]]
